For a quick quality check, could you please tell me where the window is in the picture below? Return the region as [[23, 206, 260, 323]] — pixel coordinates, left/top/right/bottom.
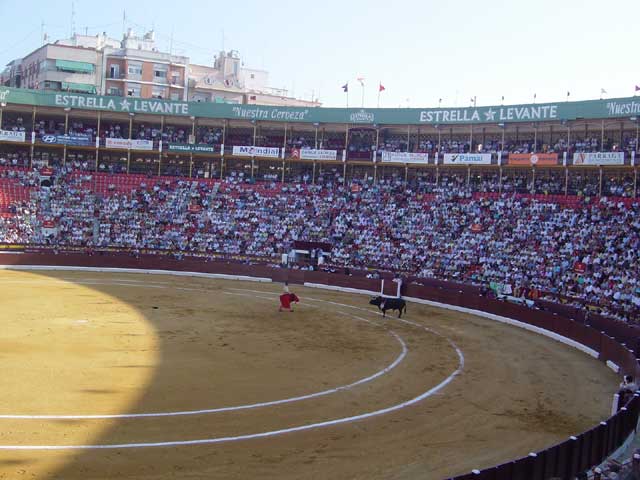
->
[[152, 86, 167, 99], [250, 73, 255, 79], [108, 87, 122, 96], [109, 64, 120, 79], [170, 92, 180, 101], [127, 63, 142, 77], [126, 84, 141, 97], [153, 64, 168, 82], [43, 81, 62, 91]]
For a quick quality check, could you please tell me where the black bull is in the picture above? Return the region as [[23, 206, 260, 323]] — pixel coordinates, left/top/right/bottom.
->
[[369, 296, 407, 318]]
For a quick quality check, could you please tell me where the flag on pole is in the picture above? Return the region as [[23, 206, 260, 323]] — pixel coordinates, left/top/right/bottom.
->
[[377, 82, 385, 108], [635, 85, 640, 92], [341, 83, 348, 92], [601, 88, 607, 94], [567, 91, 570, 97], [357, 77, 365, 86]]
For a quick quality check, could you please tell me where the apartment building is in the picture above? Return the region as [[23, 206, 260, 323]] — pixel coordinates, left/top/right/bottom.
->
[[103, 29, 188, 100], [1, 43, 101, 94], [1, 30, 320, 106], [189, 50, 320, 107]]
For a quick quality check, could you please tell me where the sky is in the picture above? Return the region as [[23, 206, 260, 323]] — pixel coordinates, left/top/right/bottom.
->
[[0, 0, 638, 108]]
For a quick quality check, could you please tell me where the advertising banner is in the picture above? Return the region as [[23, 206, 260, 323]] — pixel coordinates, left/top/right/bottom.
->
[[105, 138, 132, 149], [105, 138, 154, 150], [232, 145, 280, 158], [381, 151, 429, 164], [573, 152, 625, 165], [2, 86, 640, 125], [41, 134, 91, 146], [291, 148, 338, 161], [130, 139, 153, 151], [443, 153, 492, 165], [0, 130, 26, 142], [508, 153, 558, 166], [573, 152, 624, 165], [168, 143, 216, 154]]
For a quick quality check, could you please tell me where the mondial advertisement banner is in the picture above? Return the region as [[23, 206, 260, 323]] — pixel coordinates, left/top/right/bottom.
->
[[381, 151, 429, 163], [232, 145, 280, 158], [443, 153, 492, 165], [573, 152, 624, 165]]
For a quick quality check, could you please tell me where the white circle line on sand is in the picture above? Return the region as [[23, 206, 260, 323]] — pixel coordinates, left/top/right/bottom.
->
[[0, 340, 463, 450], [0, 279, 464, 449], [0, 293, 405, 420]]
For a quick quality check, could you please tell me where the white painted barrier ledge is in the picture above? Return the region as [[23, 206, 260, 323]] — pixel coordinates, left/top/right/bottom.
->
[[0, 265, 272, 283]]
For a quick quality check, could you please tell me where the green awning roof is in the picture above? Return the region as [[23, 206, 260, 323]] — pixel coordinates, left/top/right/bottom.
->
[[61, 82, 96, 94], [55, 59, 94, 74]]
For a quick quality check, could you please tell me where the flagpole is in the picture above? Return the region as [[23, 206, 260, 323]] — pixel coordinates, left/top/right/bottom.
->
[[377, 82, 380, 108], [361, 83, 365, 108]]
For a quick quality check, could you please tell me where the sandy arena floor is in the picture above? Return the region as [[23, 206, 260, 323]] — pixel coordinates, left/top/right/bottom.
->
[[0, 269, 619, 479]]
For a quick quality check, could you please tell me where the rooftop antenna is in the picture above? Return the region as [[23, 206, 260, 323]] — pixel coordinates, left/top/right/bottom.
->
[[70, 1, 76, 37], [122, 9, 126, 37], [40, 20, 45, 45]]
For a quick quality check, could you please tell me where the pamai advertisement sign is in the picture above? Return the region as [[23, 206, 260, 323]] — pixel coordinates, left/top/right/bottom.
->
[[573, 152, 624, 165], [105, 138, 154, 151], [381, 151, 429, 164], [0, 130, 26, 142], [232, 145, 280, 158], [291, 148, 338, 161], [443, 153, 492, 165]]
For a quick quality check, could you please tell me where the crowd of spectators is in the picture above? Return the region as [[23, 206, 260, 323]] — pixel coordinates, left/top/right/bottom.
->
[[0, 165, 639, 323]]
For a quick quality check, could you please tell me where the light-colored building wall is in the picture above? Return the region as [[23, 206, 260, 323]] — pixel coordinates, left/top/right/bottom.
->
[[18, 44, 101, 93]]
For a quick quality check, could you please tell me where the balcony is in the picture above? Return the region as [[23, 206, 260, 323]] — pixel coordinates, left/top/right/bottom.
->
[[43, 70, 97, 85]]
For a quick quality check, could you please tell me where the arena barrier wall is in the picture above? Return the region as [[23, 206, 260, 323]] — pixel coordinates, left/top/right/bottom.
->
[[0, 252, 638, 479]]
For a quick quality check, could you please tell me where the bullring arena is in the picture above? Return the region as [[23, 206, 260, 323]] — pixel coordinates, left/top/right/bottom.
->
[[0, 266, 623, 479], [1, 84, 640, 479]]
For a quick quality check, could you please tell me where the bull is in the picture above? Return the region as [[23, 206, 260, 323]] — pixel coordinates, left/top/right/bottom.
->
[[369, 296, 407, 318]]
